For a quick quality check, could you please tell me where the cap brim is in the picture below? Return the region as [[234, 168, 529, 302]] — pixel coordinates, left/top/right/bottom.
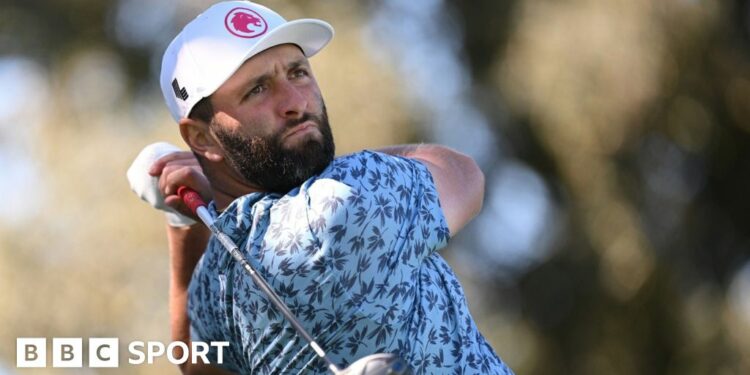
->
[[249, 18, 334, 58]]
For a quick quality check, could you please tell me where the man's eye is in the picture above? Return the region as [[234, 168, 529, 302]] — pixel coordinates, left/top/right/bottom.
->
[[247, 85, 265, 97], [291, 69, 308, 79]]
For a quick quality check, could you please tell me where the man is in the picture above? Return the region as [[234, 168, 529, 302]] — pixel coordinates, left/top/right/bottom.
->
[[133, 1, 512, 374]]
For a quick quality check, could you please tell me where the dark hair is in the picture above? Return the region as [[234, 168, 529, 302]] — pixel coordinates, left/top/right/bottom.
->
[[189, 96, 214, 123]]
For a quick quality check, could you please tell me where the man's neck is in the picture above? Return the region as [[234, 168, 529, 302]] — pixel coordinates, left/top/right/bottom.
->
[[204, 164, 265, 212]]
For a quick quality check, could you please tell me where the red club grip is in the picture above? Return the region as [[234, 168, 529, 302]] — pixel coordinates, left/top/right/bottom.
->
[[177, 186, 206, 215]]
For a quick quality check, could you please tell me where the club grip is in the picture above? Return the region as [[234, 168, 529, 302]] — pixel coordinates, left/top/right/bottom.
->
[[177, 186, 206, 215]]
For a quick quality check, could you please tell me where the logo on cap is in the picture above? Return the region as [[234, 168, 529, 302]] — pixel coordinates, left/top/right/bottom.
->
[[172, 78, 188, 101], [225, 7, 268, 38]]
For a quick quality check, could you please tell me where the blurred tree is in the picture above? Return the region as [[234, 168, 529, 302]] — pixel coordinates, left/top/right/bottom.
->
[[448, 0, 750, 373]]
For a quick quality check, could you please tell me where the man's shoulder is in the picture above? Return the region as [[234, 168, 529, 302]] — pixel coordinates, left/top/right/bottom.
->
[[301, 149, 433, 218], [325, 149, 383, 171], [318, 150, 422, 182]]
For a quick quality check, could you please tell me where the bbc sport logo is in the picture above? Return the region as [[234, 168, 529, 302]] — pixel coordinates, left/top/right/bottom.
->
[[16, 338, 229, 368]]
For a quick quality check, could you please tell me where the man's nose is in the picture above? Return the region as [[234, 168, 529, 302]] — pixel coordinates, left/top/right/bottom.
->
[[277, 81, 307, 119]]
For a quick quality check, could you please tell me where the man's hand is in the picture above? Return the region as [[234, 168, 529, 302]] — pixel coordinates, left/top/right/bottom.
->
[[127, 142, 213, 226], [149, 151, 213, 220]]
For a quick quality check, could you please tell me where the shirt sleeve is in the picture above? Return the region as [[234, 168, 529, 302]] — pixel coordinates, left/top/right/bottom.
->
[[307, 150, 450, 272]]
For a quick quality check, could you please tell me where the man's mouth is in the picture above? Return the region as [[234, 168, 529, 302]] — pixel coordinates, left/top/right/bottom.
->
[[283, 121, 317, 140]]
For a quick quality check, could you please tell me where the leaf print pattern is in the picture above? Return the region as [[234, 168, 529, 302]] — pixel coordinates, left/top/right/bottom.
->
[[187, 151, 513, 374]]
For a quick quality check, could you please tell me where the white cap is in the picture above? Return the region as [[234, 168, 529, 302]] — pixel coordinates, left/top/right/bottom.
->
[[160, 1, 334, 122]]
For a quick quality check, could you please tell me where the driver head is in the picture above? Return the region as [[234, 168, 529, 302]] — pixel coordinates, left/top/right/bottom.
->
[[337, 353, 411, 375]]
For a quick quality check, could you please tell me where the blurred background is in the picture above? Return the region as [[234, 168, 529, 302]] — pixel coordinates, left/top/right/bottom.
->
[[1, 0, 749, 374]]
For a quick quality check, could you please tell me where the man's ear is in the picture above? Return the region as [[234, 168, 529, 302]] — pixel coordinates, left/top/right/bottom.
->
[[178, 118, 224, 162]]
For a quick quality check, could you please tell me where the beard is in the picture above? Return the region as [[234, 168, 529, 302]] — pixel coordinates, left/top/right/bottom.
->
[[211, 104, 335, 193]]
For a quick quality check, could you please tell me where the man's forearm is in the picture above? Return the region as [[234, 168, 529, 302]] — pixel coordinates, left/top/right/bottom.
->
[[166, 223, 210, 372], [167, 224, 210, 288]]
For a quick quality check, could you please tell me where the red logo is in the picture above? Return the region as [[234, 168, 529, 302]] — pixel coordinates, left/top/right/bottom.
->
[[224, 7, 268, 38]]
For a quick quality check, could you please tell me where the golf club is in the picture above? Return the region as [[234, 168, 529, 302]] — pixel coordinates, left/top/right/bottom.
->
[[177, 186, 412, 375]]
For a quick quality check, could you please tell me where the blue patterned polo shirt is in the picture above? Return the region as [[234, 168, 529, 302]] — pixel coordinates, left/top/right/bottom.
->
[[188, 150, 512, 374]]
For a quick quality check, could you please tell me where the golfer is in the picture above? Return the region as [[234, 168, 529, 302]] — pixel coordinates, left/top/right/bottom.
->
[[134, 1, 512, 374]]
